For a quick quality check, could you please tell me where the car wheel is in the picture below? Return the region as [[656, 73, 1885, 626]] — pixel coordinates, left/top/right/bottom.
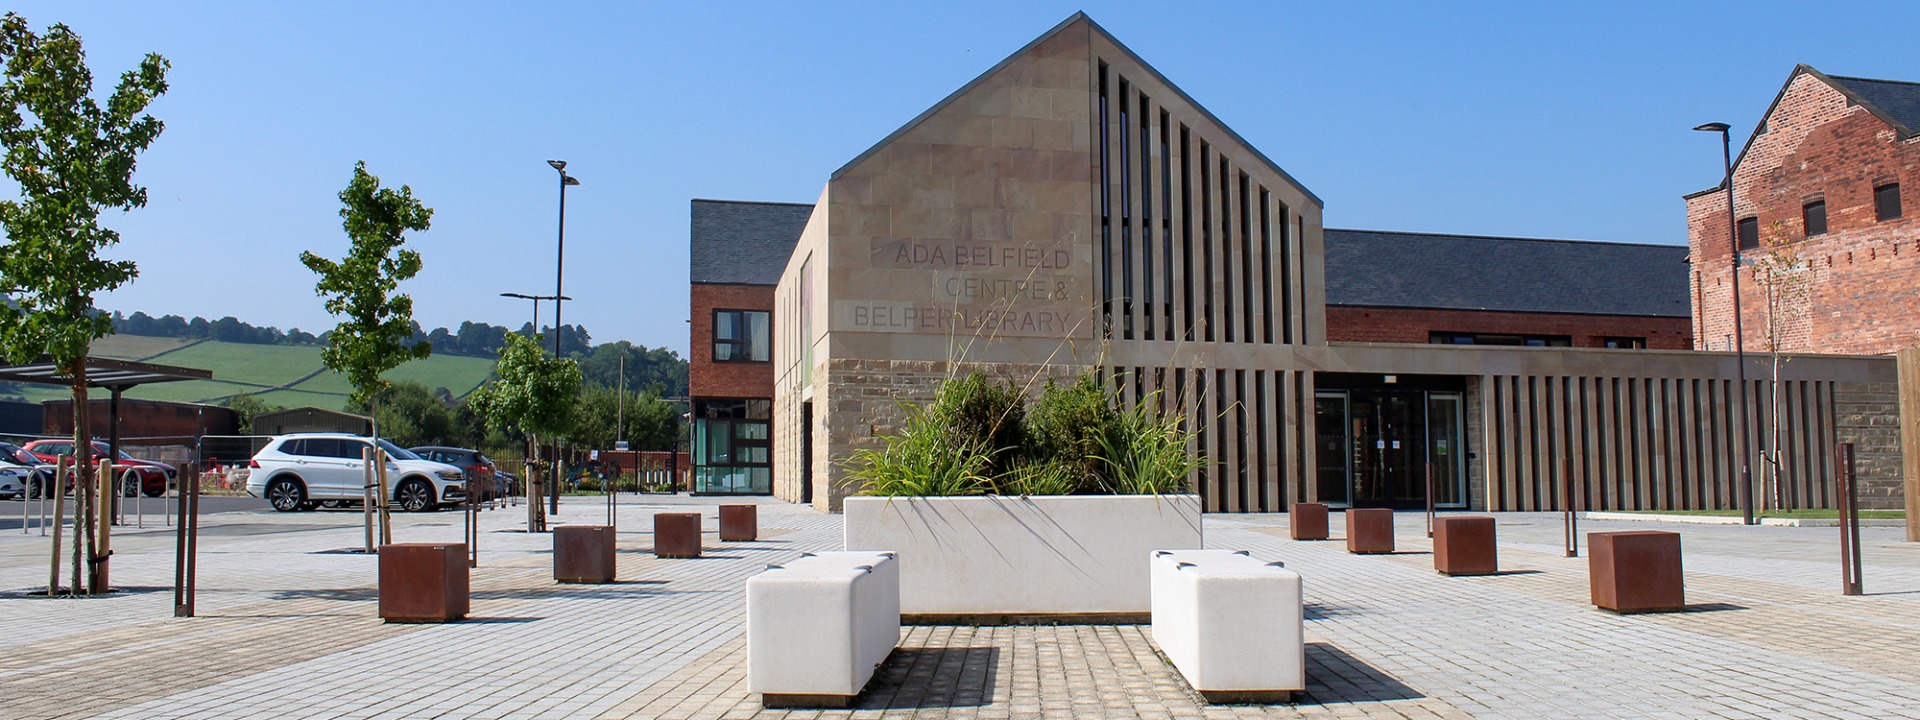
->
[[123, 477, 140, 498], [27, 478, 42, 500], [266, 477, 306, 512], [145, 487, 165, 498], [396, 479, 433, 513]]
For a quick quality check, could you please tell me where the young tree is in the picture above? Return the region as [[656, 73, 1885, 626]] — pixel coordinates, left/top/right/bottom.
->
[[0, 14, 168, 594], [1749, 222, 1814, 512], [300, 161, 433, 544], [467, 332, 581, 531]]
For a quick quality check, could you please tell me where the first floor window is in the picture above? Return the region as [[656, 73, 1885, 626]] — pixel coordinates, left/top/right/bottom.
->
[[1603, 337, 1648, 349], [714, 309, 770, 362], [1803, 199, 1827, 237], [1876, 183, 1902, 221]]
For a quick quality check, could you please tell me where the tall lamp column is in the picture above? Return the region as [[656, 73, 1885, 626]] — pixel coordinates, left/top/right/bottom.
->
[[1695, 121, 1756, 526], [546, 160, 580, 516]]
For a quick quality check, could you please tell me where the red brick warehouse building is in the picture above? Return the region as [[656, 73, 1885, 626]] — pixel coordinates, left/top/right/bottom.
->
[[1686, 65, 1920, 356], [688, 199, 814, 495]]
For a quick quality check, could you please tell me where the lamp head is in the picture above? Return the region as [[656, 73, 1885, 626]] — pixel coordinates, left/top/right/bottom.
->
[[547, 160, 567, 171], [563, 176, 581, 186], [1693, 122, 1730, 133]]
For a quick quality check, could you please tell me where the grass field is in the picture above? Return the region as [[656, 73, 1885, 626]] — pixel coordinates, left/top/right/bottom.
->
[[11, 336, 497, 408]]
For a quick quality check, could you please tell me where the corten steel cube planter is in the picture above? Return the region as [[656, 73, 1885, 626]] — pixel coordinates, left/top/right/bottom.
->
[[554, 525, 616, 583], [379, 543, 469, 623], [719, 504, 758, 542], [654, 512, 703, 558], [1589, 530, 1685, 613], [1290, 503, 1329, 540], [1345, 509, 1395, 554], [1432, 516, 1498, 576]]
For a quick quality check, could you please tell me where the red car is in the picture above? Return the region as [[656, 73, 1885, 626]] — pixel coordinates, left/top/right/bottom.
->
[[23, 440, 176, 497]]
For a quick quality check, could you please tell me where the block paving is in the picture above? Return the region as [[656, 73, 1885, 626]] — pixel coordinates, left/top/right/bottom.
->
[[1, 497, 1917, 718]]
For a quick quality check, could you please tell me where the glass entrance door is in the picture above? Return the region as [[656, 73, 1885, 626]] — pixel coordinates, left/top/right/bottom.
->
[[1312, 386, 1469, 509]]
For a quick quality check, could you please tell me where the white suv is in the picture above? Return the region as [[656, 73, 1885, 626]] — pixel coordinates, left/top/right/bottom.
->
[[247, 434, 465, 513]]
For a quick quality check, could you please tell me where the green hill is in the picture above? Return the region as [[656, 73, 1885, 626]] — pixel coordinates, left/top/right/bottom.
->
[[15, 336, 497, 409]]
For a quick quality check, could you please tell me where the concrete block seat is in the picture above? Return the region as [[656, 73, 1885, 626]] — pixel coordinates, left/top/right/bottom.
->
[[1149, 549, 1304, 704], [749, 551, 901, 708]]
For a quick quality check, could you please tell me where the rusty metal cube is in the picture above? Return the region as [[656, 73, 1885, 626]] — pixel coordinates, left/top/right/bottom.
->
[[654, 512, 702, 558], [554, 525, 616, 583], [1290, 502, 1329, 540], [1589, 530, 1685, 613], [1345, 508, 1395, 554], [719, 504, 758, 542], [378, 543, 469, 623], [1433, 516, 1498, 576]]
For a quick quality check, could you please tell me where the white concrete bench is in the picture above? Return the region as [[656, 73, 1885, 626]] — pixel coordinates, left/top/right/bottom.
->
[[748, 550, 900, 708], [1150, 549, 1304, 703]]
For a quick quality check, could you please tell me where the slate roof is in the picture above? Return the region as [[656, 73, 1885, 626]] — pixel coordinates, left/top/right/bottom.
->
[[689, 199, 814, 286], [1324, 229, 1691, 317], [1827, 73, 1920, 137]]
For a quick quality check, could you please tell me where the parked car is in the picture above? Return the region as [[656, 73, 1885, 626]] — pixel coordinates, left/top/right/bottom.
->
[[0, 442, 58, 498], [409, 446, 501, 502], [0, 463, 25, 499], [245, 434, 465, 513], [22, 439, 175, 497]]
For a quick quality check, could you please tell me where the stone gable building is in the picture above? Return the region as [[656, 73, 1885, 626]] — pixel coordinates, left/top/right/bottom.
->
[[694, 15, 1902, 513]]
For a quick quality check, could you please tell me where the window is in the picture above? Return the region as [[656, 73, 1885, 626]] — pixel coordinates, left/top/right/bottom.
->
[[1876, 183, 1902, 221], [713, 309, 769, 362], [1736, 216, 1758, 250], [1603, 337, 1648, 349], [1430, 332, 1571, 347], [1803, 199, 1827, 237], [692, 398, 772, 494]]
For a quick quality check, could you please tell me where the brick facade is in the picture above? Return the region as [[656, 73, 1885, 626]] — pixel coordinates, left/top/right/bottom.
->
[[690, 283, 776, 400], [1326, 306, 1692, 349], [1687, 68, 1920, 356], [41, 398, 239, 449]]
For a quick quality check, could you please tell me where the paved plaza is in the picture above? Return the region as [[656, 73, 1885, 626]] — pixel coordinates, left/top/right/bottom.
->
[[1, 496, 1917, 719]]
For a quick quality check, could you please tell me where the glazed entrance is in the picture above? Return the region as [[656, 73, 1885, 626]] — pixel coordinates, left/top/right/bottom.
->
[[1313, 374, 1467, 509]]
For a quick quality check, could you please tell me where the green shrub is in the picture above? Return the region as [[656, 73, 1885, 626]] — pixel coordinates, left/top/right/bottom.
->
[[848, 402, 993, 497], [1026, 374, 1119, 492], [928, 371, 1027, 476], [997, 458, 1080, 496], [1095, 389, 1197, 495]]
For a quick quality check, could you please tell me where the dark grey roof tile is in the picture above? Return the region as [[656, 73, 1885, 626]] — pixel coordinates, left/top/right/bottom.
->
[[1828, 74, 1920, 136], [689, 199, 814, 286], [1324, 229, 1690, 317]]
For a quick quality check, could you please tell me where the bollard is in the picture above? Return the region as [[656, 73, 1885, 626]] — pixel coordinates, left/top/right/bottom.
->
[[1836, 442, 1864, 596]]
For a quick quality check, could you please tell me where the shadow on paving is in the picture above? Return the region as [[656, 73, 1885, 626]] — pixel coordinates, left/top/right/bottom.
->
[[1298, 642, 1424, 704], [1303, 602, 1357, 620], [855, 646, 1000, 709]]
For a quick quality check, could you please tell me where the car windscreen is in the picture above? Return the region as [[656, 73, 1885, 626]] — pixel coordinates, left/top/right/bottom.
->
[[376, 440, 421, 461]]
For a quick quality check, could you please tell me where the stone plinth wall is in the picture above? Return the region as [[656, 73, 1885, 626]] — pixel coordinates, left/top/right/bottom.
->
[[814, 357, 1088, 511], [1835, 380, 1904, 510]]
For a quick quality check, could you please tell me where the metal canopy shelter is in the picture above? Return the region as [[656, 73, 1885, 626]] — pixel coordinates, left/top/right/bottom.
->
[[0, 355, 213, 613], [0, 355, 213, 389]]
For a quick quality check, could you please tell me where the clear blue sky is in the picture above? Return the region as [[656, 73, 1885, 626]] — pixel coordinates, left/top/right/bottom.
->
[[8, 2, 1918, 356]]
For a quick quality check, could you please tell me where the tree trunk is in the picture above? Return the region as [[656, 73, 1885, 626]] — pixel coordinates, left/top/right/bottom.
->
[[68, 359, 100, 594]]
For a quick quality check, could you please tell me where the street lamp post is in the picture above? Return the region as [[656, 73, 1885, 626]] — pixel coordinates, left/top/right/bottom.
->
[[498, 292, 569, 338], [1695, 122, 1757, 526], [546, 160, 580, 517], [547, 161, 581, 358]]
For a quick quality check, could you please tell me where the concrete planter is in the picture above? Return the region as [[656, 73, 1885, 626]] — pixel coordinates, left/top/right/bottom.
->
[[843, 494, 1203, 619]]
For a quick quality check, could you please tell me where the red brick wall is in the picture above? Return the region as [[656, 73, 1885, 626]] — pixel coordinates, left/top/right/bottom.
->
[[1326, 306, 1692, 348], [1687, 71, 1920, 356], [690, 283, 776, 399]]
